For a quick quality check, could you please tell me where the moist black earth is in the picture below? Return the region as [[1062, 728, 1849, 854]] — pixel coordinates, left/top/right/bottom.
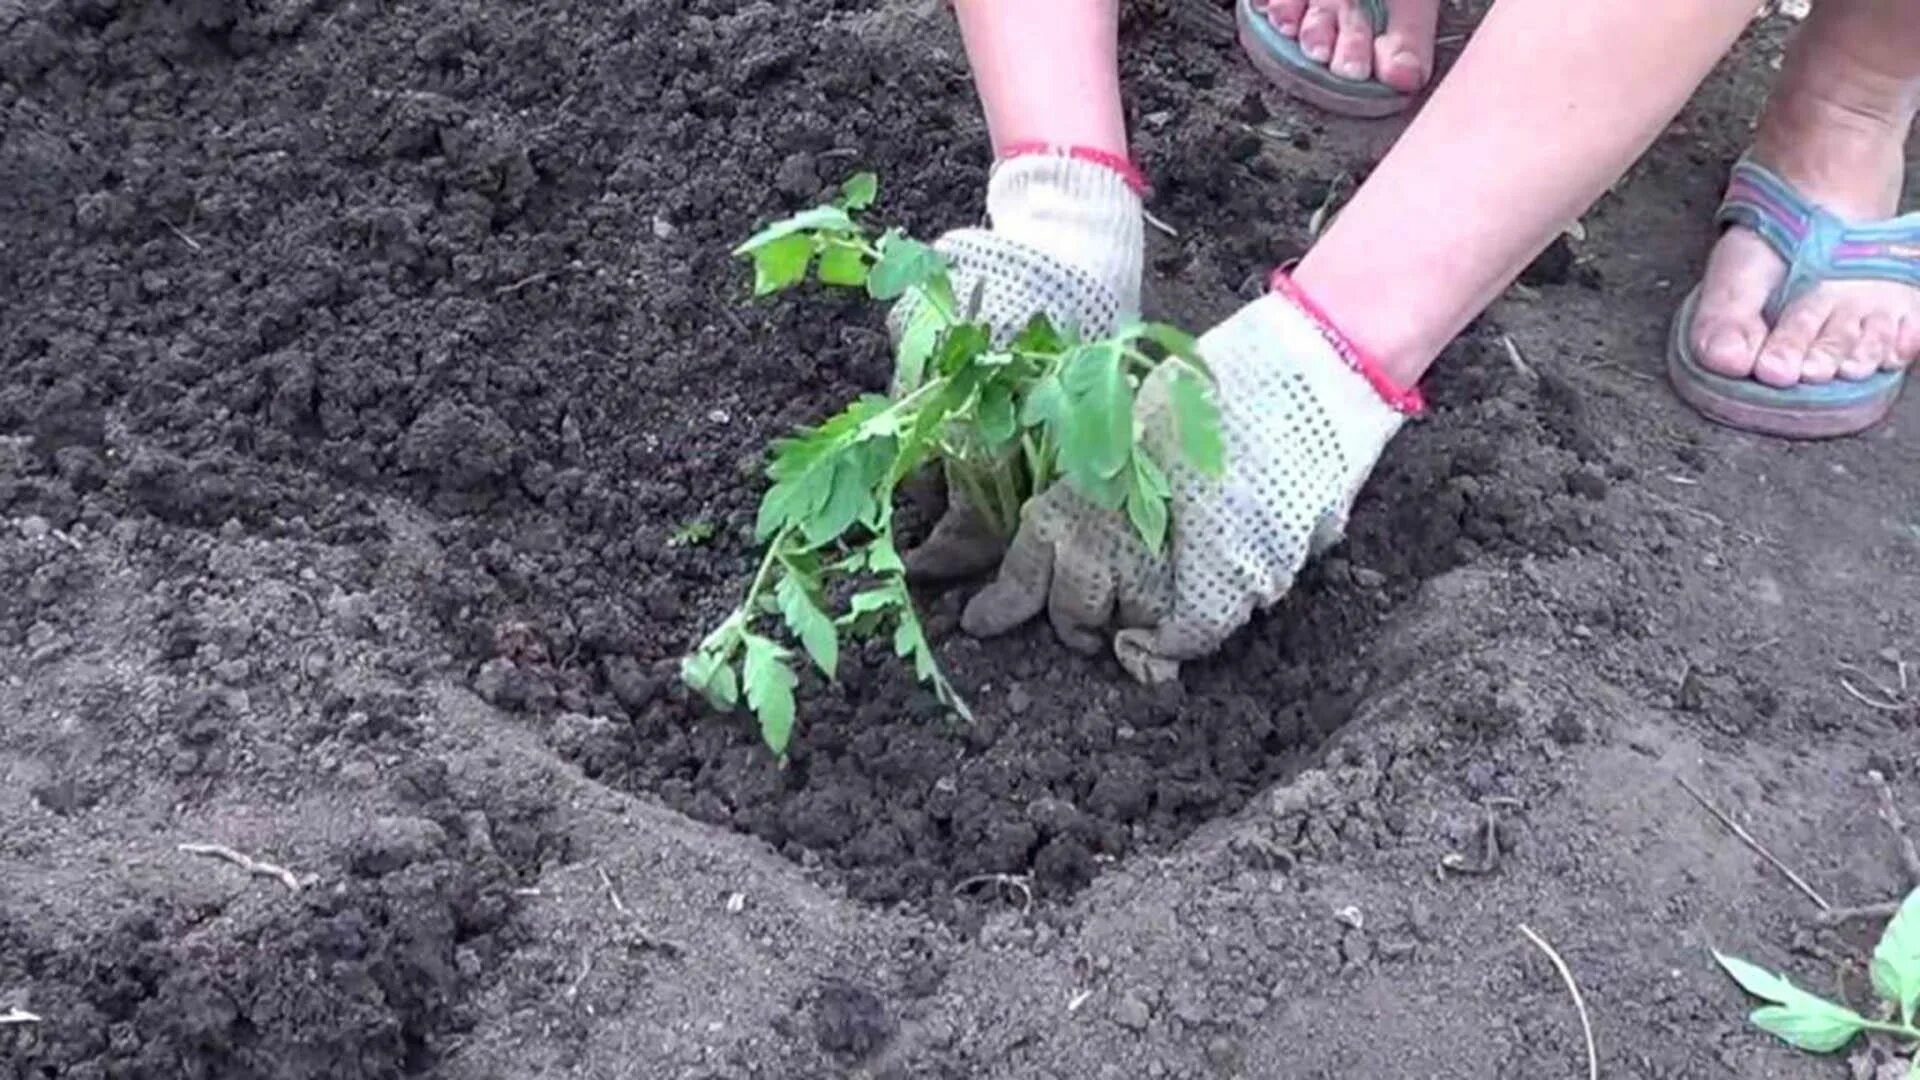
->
[[5, 1, 1919, 1078]]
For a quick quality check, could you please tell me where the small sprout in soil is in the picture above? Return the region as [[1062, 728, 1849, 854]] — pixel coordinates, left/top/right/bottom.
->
[[669, 519, 717, 548], [683, 171, 1226, 756], [1714, 885, 1920, 1072]]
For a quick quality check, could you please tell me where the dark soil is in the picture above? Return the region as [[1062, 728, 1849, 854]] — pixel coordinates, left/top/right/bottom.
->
[[5, 0, 1918, 1077]]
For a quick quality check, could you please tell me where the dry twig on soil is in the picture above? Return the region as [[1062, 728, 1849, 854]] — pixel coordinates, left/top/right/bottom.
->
[[177, 842, 304, 892], [953, 873, 1034, 915], [1519, 924, 1598, 1080], [1676, 776, 1832, 912], [1817, 772, 1920, 928], [0, 1008, 42, 1025]]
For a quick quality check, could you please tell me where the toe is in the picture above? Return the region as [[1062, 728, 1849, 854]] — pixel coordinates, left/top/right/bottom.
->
[[1695, 318, 1764, 378], [1688, 230, 1782, 378], [1753, 299, 1833, 388], [1844, 312, 1895, 380], [1372, 0, 1439, 93], [1801, 317, 1856, 384], [1897, 316, 1920, 370], [1298, 0, 1339, 63], [1265, 0, 1308, 34], [1330, 1, 1374, 81]]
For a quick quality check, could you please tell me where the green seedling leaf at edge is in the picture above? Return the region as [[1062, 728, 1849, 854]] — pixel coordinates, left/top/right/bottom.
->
[[1010, 312, 1066, 355], [1871, 886, 1920, 1026], [1715, 950, 1868, 1053], [1170, 368, 1226, 479], [1125, 453, 1171, 554], [868, 232, 945, 300], [1021, 375, 1065, 430], [1059, 343, 1133, 486], [894, 301, 942, 391], [977, 382, 1017, 448], [775, 575, 838, 680], [748, 233, 812, 296], [816, 241, 869, 287], [838, 171, 878, 211], [1128, 321, 1214, 378], [734, 205, 858, 256], [681, 651, 739, 711], [742, 635, 798, 755]]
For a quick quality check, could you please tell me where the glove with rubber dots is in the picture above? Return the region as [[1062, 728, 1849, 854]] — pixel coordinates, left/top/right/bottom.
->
[[887, 148, 1145, 582], [960, 273, 1425, 683]]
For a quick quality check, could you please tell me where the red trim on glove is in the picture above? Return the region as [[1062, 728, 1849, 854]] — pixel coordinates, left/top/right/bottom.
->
[[1269, 270, 1426, 416], [997, 141, 1151, 198]]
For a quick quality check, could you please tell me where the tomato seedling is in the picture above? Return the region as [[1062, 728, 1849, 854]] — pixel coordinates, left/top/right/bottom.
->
[[680, 172, 1225, 756], [1714, 885, 1920, 1075]]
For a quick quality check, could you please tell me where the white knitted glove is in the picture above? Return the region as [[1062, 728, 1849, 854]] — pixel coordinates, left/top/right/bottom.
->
[[961, 285, 1420, 683], [889, 153, 1144, 581]]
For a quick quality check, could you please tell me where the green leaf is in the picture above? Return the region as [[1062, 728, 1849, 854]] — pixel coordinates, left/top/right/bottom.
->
[[681, 651, 740, 711], [1059, 343, 1133, 482], [838, 586, 899, 635], [742, 635, 798, 756], [748, 234, 813, 296], [1078, 465, 1131, 513], [816, 242, 869, 287], [978, 382, 1017, 447], [803, 455, 871, 546], [867, 540, 905, 575], [734, 205, 857, 256], [1747, 1005, 1865, 1054], [933, 322, 992, 379], [1130, 321, 1212, 376], [1010, 313, 1065, 355], [1871, 887, 1920, 1026], [894, 302, 942, 391], [775, 576, 838, 680], [1125, 454, 1170, 554], [1021, 375, 1065, 430], [868, 233, 945, 300], [839, 171, 878, 211], [1714, 951, 1867, 1053], [1170, 369, 1226, 479]]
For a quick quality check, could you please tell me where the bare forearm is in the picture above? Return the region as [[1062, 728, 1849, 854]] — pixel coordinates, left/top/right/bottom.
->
[[1297, 0, 1761, 385], [954, 0, 1129, 156]]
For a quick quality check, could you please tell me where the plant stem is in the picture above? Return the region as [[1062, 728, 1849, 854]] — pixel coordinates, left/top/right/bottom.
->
[[738, 529, 790, 617]]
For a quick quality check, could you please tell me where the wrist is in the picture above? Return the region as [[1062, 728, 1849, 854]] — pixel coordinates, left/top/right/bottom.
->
[[1267, 270, 1425, 416], [982, 149, 1146, 320]]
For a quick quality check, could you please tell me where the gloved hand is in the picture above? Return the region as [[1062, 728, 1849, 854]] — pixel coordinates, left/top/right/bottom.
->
[[887, 150, 1145, 582], [960, 275, 1424, 683]]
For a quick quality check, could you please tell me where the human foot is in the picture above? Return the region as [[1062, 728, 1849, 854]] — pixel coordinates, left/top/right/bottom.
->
[[1684, 16, 1920, 393], [1237, 0, 1440, 116]]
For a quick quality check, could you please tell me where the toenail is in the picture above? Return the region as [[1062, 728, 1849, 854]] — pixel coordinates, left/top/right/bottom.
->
[[1333, 57, 1366, 79]]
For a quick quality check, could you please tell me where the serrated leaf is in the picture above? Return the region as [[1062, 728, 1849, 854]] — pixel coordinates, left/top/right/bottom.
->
[[1010, 313, 1065, 355], [1715, 951, 1867, 1052], [867, 540, 905, 574], [742, 635, 798, 755], [749, 234, 813, 296], [868, 233, 945, 300], [1059, 343, 1132, 483], [734, 205, 858, 255], [1747, 1004, 1865, 1053], [1021, 375, 1065, 430], [839, 171, 878, 211], [1871, 887, 1920, 1025], [978, 382, 1016, 447], [894, 302, 941, 391], [1170, 369, 1225, 478], [816, 242, 868, 287], [775, 575, 838, 680], [933, 322, 992, 379], [1125, 454, 1170, 554], [802, 455, 870, 546]]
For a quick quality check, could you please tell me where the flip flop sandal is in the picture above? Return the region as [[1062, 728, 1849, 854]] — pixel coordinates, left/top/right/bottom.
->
[[1235, 0, 1411, 118], [1668, 157, 1920, 440]]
